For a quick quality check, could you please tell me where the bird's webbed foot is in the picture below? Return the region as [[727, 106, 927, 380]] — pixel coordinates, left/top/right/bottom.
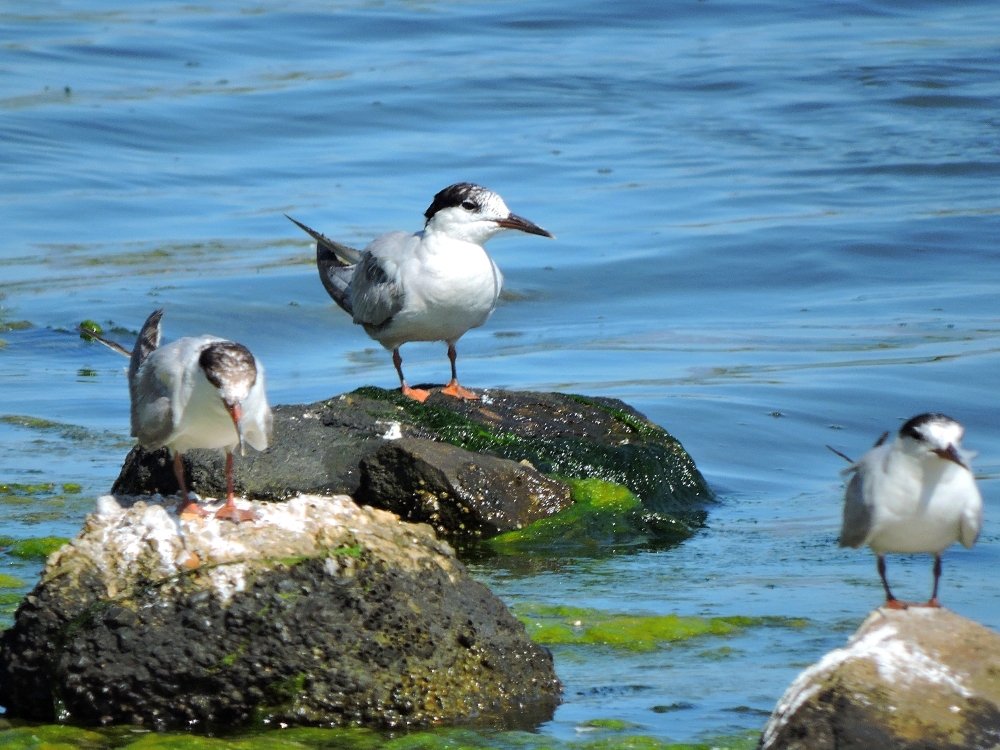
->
[[214, 502, 257, 523], [401, 384, 431, 402], [177, 498, 210, 519], [440, 380, 479, 400]]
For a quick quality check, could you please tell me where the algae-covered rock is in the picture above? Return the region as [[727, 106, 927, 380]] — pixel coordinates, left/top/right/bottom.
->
[[111, 387, 711, 543], [0, 494, 560, 730], [355, 438, 573, 539], [487, 478, 701, 554], [759, 607, 1000, 750]]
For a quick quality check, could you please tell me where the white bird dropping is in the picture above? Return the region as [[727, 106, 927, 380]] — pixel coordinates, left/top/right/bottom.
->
[[836, 413, 983, 608], [287, 182, 553, 402]]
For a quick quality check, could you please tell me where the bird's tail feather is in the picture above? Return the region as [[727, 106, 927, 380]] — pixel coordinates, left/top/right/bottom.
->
[[128, 309, 163, 382], [285, 215, 362, 265], [285, 215, 358, 316]]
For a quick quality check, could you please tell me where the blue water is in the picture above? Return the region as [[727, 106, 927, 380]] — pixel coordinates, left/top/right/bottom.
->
[[3, 0, 1000, 744]]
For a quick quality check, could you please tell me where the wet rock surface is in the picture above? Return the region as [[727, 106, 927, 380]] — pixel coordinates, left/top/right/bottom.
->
[[0, 494, 560, 730], [355, 438, 573, 539], [111, 387, 711, 540], [759, 607, 1000, 750]]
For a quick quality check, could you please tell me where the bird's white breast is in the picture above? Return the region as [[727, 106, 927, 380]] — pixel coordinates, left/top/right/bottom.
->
[[380, 232, 502, 347], [863, 449, 982, 555], [168, 367, 240, 454]]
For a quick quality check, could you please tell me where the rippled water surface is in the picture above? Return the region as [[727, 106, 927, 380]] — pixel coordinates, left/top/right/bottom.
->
[[3, 0, 1000, 744]]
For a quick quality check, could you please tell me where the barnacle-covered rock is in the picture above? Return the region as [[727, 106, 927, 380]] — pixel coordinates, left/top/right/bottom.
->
[[0, 494, 559, 730], [759, 607, 1000, 750]]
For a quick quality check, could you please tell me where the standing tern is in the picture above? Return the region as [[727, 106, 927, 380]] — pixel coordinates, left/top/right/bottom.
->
[[83, 309, 272, 522], [287, 182, 554, 402], [833, 413, 983, 608]]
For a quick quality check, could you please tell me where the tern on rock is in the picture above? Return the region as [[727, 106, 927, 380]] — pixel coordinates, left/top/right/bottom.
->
[[84, 309, 272, 522], [833, 413, 983, 608], [287, 182, 553, 402]]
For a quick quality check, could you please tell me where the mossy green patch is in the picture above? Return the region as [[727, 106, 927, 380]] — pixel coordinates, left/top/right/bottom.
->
[[0, 320, 31, 333], [351, 387, 711, 516], [0, 725, 108, 749], [78, 320, 103, 336], [332, 544, 363, 559], [0, 415, 92, 442], [0, 536, 69, 560], [513, 603, 806, 651], [0, 726, 756, 750], [0, 574, 25, 588], [578, 720, 643, 732], [488, 479, 699, 553], [0, 483, 56, 496], [0, 415, 130, 449], [62, 483, 82, 494]]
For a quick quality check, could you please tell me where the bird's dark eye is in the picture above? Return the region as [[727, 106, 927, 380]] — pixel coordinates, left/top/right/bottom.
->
[[461, 200, 478, 211]]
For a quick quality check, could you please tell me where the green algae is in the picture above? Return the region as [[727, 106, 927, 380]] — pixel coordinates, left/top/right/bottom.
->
[[0, 536, 69, 560], [0, 574, 25, 588], [1, 414, 131, 449], [0, 726, 758, 750], [350, 387, 711, 515], [512, 603, 806, 652], [0, 483, 56, 496], [78, 320, 103, 340], [0, 415, 92, 442], [578, 720, 643, 732], [62, 483, 82, 494], [0, 725, 108, 749], [488, 479, 700, 553], [0, 320, 31, 333]]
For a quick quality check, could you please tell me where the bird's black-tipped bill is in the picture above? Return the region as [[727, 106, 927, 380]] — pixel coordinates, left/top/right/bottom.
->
[[496, 214, 554, 238], [933, 445, 967, 469]]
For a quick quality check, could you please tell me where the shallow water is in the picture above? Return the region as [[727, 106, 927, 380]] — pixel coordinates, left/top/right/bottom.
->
[[3, 0, 1000, 744]]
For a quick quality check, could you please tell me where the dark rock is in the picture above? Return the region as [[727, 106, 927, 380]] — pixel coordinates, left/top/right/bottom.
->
[[759, 607, 1000, 750], [0, 494, 560, 730], [111, 387, 711, 539], [355, 438, 573, 539]]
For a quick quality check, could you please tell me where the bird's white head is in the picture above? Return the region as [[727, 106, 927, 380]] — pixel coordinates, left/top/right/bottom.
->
[[898, 412, 968, 469], [423, 183, 554, 245], [198, 342, 258, 455]]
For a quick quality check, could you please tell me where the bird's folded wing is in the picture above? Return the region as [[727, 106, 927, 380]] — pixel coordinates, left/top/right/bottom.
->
[[837, 469, 872, 548], [960, 493, 984, 549], [129, 359, 175, 449], [350, 238, 408, 329], [242, 361, 272, 452]]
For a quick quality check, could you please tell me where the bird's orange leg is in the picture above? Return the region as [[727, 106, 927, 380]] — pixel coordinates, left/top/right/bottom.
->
[[214, 452, 256, 522], [916, 555, 943, 608], [440, 344, 479, 400], [174, 452, 208, 518], [393, 348, 429, 402], [878, 555, 908, 609]]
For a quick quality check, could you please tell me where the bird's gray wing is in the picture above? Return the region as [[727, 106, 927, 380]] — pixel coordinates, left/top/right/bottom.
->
[[286, 215, 362, 315], [349, 232, 411, 332], [129, 350, 175, 449], [837, 467, 872, 549]]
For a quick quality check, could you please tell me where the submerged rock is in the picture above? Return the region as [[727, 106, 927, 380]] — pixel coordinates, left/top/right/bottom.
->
[[111, 387, 711, 542], [0, 494, 560, 730], [759, 607, 1000, 750]]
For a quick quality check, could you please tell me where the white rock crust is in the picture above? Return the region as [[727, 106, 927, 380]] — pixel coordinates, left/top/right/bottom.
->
[[760, 608, 972, 749], [46, 493, 458, 605]]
